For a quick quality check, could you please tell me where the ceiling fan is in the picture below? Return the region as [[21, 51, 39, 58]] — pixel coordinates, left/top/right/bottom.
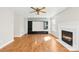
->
[[30, 7, 46, 15]]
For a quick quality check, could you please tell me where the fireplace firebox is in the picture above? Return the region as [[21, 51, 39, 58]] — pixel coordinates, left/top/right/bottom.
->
[[62, 30, 73, 46]]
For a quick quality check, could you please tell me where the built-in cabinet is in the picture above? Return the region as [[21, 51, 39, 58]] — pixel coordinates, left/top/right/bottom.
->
[[28, 21, 48, 34], [25, 17, 51, 34]]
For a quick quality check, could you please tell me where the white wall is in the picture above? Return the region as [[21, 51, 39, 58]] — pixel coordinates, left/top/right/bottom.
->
[[14, 13, 25, 37], [50, 17, 57, 35], [53, 8, 79, 37], [56, 8, 79, 27], [0, 8, 14, 48]]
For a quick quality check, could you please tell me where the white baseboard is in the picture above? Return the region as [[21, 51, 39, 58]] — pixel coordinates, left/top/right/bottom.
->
[[56, 39, 79, 51], [49, 33, 58, 39], [50, 33, 79, 51], [0, 39, 14, 49], [14, 34, 24, 37]]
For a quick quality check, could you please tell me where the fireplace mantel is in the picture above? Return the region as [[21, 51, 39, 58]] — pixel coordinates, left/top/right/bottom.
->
[[57, 25, 79, 51]]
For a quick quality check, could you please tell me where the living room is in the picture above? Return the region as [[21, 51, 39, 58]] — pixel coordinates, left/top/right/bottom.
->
[[0, 7, 79, 52]]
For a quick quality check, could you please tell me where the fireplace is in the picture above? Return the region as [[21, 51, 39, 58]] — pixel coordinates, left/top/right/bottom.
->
[[62, 30, 73, 46], [58, 25, 79, 51]]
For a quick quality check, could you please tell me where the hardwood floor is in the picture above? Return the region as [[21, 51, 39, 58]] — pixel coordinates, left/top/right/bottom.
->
[[0, 34, 69, 52]]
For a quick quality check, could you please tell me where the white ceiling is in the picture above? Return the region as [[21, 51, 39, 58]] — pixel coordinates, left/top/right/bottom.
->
[[12, 7, 66, 18]]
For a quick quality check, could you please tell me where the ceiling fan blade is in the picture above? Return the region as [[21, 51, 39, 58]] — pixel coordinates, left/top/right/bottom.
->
[[39, 7, 46, 10], [40, 11, 46, 13], [31, 7, 36, 10]]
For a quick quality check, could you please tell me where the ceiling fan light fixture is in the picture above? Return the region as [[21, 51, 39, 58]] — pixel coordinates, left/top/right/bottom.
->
[[30, 7, 46, 15]]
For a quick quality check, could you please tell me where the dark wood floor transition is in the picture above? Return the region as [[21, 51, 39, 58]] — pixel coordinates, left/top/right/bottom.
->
[[0, 34, 69, 52]]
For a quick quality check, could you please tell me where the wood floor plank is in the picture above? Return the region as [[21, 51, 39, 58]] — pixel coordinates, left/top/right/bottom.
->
[[0, 34, 69, 52]]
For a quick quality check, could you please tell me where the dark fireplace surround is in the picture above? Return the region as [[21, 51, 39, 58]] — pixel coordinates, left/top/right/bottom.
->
[[62, 30, 73, 46]]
